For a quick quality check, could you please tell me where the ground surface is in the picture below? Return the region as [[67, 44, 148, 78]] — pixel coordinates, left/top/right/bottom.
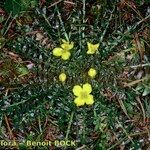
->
[[0, 0, 150, 150]]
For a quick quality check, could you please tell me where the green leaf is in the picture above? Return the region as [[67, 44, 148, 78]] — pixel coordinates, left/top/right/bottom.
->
[[0, 37, 6, 49], [0, 16, 5, 23], [135, 84, 144, 91], [142, 87, 150, 96], [4, 0, 38, 16], [17, 66, 29, 76], [4, 0, 22, 16]]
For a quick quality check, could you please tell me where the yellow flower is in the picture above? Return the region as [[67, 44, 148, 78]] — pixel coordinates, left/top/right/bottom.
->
[[61, 39, 74, 50], [87, 42, 99, 54], [72, 83, 94, 106], [88, 68, 97, 78], [52, 39, 74, 60], [59, 73, 66, 82]]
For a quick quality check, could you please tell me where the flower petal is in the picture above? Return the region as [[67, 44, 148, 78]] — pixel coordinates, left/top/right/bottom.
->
[[87, 42, 91, 49], [88, 68, 97, 78], [61, 42, 74, 50], [87, 42, 99, 54], [73, 85, 82, 96], [59, 73, 66, 82], [53, 48, 63, 56], [87, 50, 94, 54], [83, 83, 92, 94], [94, 43, 99, 49], [68, 42, 74, 50], [87, 42, 93, 54], [61, 39, 67, 43], [85, 94, 94, 105], [61, 51, 71, 60], [74, 97, 85, 106]]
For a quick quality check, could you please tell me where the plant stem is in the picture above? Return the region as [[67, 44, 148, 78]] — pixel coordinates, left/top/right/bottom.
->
[[56, 6, 69, 41], [65, 111, 74, 140]]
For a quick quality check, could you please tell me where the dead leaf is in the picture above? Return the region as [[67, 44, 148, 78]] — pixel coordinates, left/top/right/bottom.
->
[[36, 33, 44, 41], [134, 33, 145, 61]]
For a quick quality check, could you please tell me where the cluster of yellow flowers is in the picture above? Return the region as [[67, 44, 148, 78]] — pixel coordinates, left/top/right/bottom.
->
[[53, 39, 74, 60], [52, 39, 99, 107]]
